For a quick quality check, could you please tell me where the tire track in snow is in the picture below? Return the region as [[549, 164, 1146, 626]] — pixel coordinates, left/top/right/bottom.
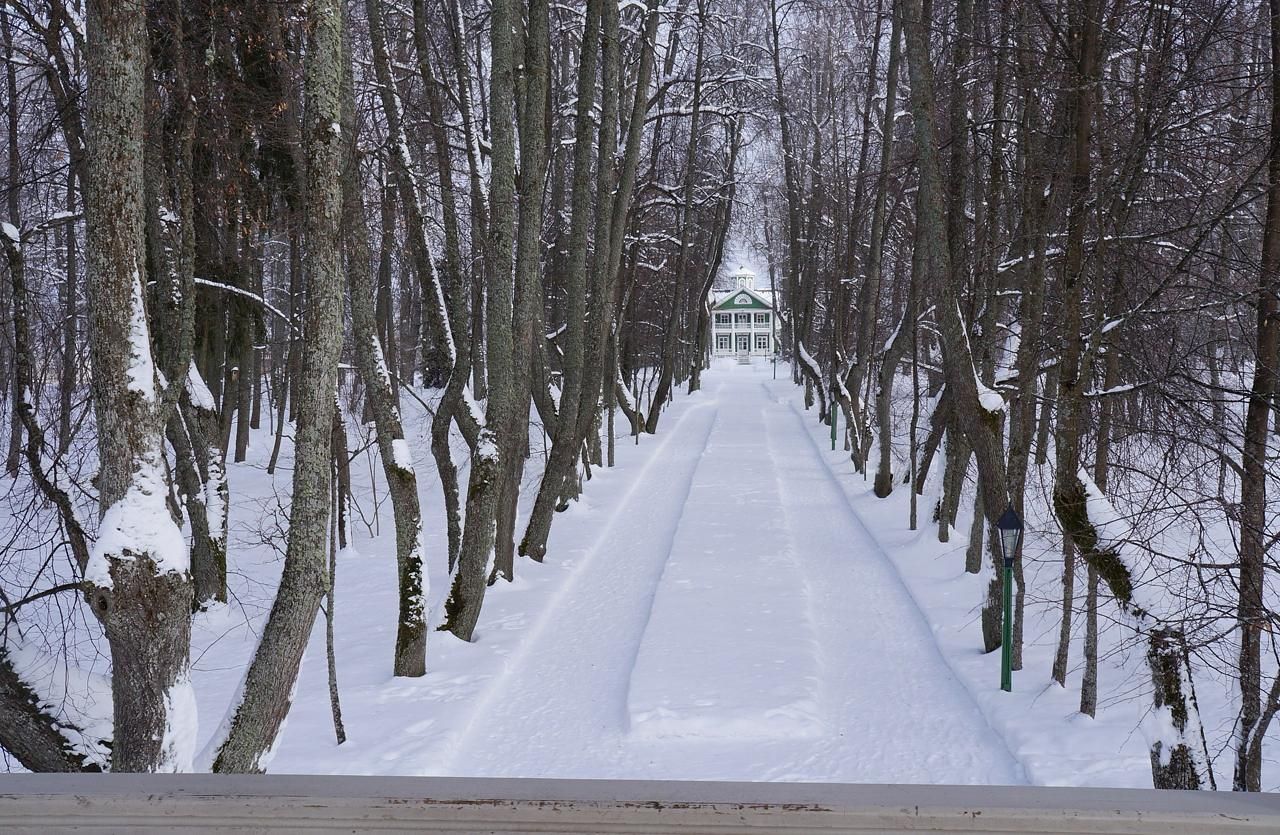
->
[[755, 388, 828, 729], [623, 375, 823, 742], [428, 366, 1022, 783], [437, 395, 720, 776], [775, 391, 1026, 783], [756, 397, 871, 780]]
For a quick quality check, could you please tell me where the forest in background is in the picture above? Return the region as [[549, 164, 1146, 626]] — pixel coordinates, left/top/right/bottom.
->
[[1, 0, 1279, 792]]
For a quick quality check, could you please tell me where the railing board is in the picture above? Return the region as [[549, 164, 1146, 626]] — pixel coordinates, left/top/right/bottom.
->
[[2, 775, 1279, 833]]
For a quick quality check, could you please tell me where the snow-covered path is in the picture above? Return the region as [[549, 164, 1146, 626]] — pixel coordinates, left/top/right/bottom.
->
[[442, 362, 1024, 784]]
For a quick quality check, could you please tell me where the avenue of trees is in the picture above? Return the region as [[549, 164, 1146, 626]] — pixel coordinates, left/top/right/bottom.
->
[[758, 0, 1280, 792], [1, 0, 1278, 793]]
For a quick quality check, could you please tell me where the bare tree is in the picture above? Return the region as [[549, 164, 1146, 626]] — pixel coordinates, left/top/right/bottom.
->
[[340, 35, 427, 676], [1234, 0, 1280, 792], [82, 0, 195, 772], [209, 0, 346, 772]]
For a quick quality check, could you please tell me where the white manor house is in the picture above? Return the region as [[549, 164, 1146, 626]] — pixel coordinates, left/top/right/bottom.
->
[[711, 266, 776, 358]]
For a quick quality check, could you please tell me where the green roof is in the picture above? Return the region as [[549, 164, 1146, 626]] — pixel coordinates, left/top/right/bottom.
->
[[712, 288, 772, 311]]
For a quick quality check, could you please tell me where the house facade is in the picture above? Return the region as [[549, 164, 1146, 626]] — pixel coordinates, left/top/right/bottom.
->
[[711, 268, 775, 358]]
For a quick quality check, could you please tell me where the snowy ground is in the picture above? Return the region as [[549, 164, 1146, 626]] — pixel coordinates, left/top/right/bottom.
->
[[180, 359, 1179, 784]]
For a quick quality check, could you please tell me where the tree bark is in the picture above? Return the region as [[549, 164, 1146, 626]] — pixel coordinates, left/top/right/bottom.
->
[[646, 0, 707, 432], [3, 5, 22, 476], [494, 0, 553, 582], [1234, 0, 1280, 792], [867, 4, 904, 494], [0, 648, 102, 772], [410, 0, 476, 572], [1080, 563, 1098, 716], [210, 0, 345, 771], [340, 48, 428, 675], [365, 0, 464, 404], [1051, 536, 1075, 687], [84, 0, 195, 772], [1049, 0, 1101, 695], [58, 171, 78, 455], [901, 0, 1010, 653], [519, 0, 604, 561], [440, 0, 521, 640]]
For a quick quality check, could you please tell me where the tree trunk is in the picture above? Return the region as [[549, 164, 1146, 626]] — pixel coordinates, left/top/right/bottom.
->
[[1049, 0, 1101, 694], [341, 49, 428, 673], [688, 121, 741, 395], [267, 228, 301, 475], [440, 0, 521, 641], [494, 0, 553, 583], [410, 0, 477, 577], [646, 1, 707, 433], [58, 170, 78, 455], [768, 0, 808, 401], [874, 308, 914, 500], [0, 648, 102, 772], [866, 6, 904, 492], [182, 374, 228, 607], [84, 0, 195, 772], [1080, 563, 1098, 716], [325, 470, 345, 744], [210, 0, 345, 771], [901, 0, 1011, 655], [575, 0, 622, 464], [1234, 0, 1280, 792], [365, 0, 464, 405], [519, 0, 604, 561], [1051, 535, 1075, 687], [3, 6, 23, 476]]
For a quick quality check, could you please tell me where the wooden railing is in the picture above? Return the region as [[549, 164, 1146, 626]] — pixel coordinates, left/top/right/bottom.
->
[[3, 774, 1280, 832]]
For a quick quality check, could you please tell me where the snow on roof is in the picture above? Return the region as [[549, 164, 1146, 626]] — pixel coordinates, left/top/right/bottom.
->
[[711, 286, 775, 309]]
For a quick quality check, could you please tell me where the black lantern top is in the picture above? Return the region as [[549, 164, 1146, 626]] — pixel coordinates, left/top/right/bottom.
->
[[995, 504, 1023, 568]]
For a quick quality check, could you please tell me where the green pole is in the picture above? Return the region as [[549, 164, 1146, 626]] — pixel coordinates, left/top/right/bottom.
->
[[831, 402, 837, 450], [1000, 558, 1013, 692], [771, 298, 778, 379]]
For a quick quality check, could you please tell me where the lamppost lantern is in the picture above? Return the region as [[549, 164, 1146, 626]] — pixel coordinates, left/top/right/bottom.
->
[[994, 502, 1022, 693], [995, 504, 1023, 569]]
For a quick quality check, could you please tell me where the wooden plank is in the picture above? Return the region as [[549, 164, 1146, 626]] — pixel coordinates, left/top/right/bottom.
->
[[2, 775, 1280, 833]]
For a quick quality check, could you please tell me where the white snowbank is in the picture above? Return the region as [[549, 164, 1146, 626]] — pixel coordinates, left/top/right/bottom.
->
[[1078, 469, 1129, 554]]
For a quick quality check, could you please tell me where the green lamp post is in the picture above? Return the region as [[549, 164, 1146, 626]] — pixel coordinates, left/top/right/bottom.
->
[[995, 504, 1023, 693]]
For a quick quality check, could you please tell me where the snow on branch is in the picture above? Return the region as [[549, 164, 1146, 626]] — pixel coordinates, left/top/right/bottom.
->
[[194, 277, 294, 328]]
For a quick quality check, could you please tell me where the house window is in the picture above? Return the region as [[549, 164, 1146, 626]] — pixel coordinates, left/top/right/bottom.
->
[[735, 294, 751, 305], [755, 312, 771, 325], [734, 312, 752, 325], [714, 313, 731, 326], [755, 334, 770, 351], [716, 334, 731, 351]]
